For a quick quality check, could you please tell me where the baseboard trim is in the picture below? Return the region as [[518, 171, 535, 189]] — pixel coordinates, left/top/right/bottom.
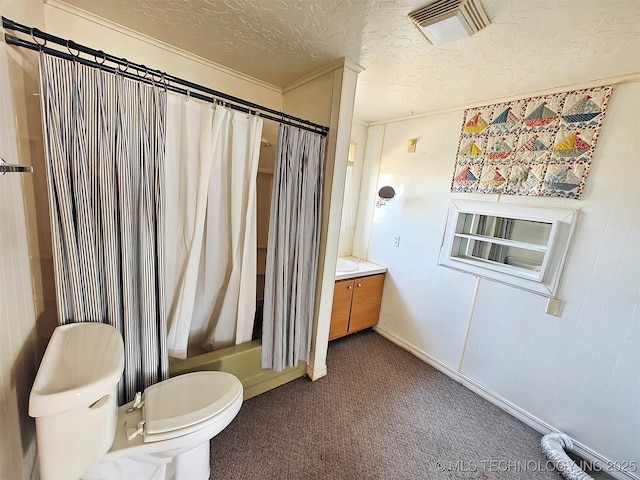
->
[[306, 363, 327, 381], [374, 325, 639, 480]]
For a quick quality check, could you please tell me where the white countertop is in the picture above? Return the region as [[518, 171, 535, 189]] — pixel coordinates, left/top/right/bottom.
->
[[334, 256, 387, 281]]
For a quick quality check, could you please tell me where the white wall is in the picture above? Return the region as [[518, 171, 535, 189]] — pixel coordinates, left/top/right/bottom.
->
[[0, 1, 46, 478], [359, 81, 640, 475]]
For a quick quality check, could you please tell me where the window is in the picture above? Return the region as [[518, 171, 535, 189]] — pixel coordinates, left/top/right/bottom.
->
[[439, 200, 578, 296]]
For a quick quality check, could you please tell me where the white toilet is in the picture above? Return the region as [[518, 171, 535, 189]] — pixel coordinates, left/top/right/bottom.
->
[[29, 322, 243, 480]]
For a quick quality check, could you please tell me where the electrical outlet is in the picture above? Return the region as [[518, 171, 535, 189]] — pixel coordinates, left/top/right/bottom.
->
[[393, 235, 400, 247]]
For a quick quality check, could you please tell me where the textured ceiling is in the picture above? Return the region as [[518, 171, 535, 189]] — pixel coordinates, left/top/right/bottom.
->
[[57, 0, 640, 123]]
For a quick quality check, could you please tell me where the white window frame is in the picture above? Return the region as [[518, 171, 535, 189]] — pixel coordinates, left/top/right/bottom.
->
[[439, 200, 579, 296]]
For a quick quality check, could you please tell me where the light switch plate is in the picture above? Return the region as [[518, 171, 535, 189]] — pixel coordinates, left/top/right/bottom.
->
[[546, 297, 562, 316]]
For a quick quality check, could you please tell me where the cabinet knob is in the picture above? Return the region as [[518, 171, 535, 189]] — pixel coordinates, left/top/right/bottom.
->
[[347, 285, 352, 289], [357, 283, 362, 287]]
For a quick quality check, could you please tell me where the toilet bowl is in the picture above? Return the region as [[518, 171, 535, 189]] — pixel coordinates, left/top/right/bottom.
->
[[29, 323, 243, 480]]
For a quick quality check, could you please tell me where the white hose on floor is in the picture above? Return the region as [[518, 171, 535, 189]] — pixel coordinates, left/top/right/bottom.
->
[[541, 433, 593, 480]]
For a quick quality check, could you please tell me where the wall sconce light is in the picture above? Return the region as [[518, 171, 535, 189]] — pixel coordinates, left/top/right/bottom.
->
[[376, 186, 396, 207], [408, 0, 490, 45]]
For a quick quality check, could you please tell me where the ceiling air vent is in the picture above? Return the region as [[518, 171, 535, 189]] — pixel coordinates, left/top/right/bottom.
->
[[408, 0, 490, 45]]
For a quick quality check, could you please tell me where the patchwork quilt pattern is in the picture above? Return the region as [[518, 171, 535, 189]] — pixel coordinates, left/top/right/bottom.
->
[[451, 85, 612, 198]]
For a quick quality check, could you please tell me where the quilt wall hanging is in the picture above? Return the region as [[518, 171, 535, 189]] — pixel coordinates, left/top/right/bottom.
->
[[451, 85, 612, 198]]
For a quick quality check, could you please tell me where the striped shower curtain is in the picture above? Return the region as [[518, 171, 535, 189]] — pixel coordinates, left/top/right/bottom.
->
[[261, 125, 325, 371], [38, 52, 168, 404]]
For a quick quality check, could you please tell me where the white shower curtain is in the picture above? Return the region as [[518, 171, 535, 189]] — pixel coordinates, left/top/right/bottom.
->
[[164, 93, 263, 359]]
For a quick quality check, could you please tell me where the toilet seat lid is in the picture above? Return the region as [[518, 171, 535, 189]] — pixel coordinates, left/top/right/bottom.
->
[[143, 371, 242, 435]]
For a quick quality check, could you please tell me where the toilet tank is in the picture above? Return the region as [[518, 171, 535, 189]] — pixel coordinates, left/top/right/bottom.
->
[[30, 322, 124, 480]]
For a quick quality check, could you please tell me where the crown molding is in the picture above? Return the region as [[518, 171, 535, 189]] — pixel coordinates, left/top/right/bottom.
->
[[44, 0, 281, 93], [364, 73, 640, 126], [282, 58, 364, 93]]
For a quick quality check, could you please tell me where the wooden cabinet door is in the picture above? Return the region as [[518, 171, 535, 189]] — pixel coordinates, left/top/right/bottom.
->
[[348, 274, 385, 333], [329, 279, 354, 340]]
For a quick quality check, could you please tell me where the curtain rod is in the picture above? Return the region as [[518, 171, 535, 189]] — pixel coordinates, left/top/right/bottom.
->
[[2, 16, 329, 137]]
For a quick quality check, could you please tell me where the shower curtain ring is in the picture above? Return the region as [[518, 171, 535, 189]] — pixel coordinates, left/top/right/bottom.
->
[[118, 60, 129, 73], [95, 50, 106, 66], [30, 28, 46, 48], [66, 40, 80, 58]]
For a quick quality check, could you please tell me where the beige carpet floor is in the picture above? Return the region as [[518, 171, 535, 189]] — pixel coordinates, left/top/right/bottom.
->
[[208, 329, 611, 480]]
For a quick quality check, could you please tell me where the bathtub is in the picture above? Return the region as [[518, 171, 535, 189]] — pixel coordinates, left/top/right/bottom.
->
[[168, 340, 307, 400]]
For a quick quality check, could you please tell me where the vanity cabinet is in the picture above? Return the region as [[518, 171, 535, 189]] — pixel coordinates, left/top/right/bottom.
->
[[329, 273, 385, 341]]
